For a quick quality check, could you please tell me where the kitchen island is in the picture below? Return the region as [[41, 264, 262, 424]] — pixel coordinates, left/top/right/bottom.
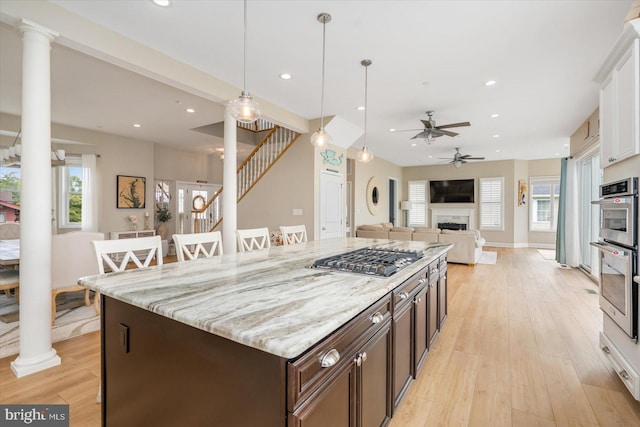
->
[[80, 237, 451, 426]]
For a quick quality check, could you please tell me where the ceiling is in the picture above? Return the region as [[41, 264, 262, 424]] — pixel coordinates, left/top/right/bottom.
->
[[0, 0, 635, 166]]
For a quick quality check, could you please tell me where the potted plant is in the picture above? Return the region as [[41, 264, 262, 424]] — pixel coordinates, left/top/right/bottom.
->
[[155, 205, 172, 241]]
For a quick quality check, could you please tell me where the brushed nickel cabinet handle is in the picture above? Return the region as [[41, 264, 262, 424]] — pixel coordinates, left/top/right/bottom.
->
[[602, 346, 610, 354], [361, 352, 367, 363], [418, 278, 426, 285], [399, 291, 409, 300], [371, 312, 384, 324], [619, 370, 630, 380], [320, 349, 340, 368]]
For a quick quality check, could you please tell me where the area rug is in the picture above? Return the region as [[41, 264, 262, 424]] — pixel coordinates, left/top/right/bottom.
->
[[538, 249, 556, 260], [0, 291, 100, 359], [477, 251, 498, 264]]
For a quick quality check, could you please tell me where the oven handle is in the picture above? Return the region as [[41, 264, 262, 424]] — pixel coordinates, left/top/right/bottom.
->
[[590, 198, 634, 205], [589, 241, 630, 256]]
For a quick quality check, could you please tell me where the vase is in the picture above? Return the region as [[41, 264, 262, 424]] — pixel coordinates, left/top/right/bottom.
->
[[156, 222, 169, 240]]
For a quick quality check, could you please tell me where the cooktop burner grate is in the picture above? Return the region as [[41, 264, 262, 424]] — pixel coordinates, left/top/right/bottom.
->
[[310, 247, 424, 277]]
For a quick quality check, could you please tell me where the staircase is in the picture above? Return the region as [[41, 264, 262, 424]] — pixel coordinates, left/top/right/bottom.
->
[[192, 119, 300, 233]]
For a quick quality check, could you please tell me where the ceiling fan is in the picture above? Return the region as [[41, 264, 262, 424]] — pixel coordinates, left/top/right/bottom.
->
[[396, 111, 470, 143], [441, 147, 485, 168]]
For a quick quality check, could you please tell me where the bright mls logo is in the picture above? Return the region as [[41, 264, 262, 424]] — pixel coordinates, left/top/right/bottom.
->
[[1, 405, 69, 426]]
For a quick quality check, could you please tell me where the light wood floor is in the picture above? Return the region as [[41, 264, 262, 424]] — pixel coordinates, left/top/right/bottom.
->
[[1, 248, 639, 426]]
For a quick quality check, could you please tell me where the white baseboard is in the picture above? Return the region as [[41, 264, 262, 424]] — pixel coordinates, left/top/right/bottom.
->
[[484, 242, 556, 249]]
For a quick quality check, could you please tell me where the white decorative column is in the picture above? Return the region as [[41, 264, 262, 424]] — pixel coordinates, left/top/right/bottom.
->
[[222, 106, 238, 253], [11, 20, 61, 378]]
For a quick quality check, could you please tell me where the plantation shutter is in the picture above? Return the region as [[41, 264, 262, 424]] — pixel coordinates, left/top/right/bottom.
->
[[479, 177, 504, 230], [408, 180, 427, 227]]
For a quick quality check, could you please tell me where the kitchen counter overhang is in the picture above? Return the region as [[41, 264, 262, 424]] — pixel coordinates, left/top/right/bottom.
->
[[80, 237, 451, 359]]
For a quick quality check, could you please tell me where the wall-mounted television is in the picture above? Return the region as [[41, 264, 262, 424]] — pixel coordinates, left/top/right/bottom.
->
[[429, 179, 475, 203]]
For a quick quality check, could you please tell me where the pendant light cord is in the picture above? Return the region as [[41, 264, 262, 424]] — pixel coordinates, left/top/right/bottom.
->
[[242, 0, 247, 94], [363, 63, 368, 147], [319, 19, 327, 130]]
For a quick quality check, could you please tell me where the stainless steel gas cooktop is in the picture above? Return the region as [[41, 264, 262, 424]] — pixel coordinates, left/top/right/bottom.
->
[[309, 247, 424, 277]]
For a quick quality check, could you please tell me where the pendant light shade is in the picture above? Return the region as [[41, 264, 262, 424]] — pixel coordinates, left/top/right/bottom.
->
[[230, 0, 260, 123], [311, 13, 332, 148], [357, 59, 374, 163]]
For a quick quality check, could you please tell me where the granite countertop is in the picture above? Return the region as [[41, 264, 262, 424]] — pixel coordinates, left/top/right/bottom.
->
[[80, 237, 451, 359]]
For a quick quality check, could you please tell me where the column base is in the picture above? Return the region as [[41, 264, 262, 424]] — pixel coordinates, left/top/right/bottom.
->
[[11, 348, 61, 378]]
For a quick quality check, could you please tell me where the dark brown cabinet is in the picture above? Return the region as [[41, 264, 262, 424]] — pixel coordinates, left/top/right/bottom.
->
[[427, 261, 440, 348], [414, 285, 429, 373], [392, 301, 413, 410], [289, 296, 393, 427], [438, 256, 448, 329]]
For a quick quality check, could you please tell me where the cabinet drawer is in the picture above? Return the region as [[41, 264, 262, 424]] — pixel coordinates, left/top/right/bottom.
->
[[137, 231, 155, 237], [287, 295, 392, 411], [428, 260, 440, 284], [118, 232, 138, 239], [393, 268, 427, 310]]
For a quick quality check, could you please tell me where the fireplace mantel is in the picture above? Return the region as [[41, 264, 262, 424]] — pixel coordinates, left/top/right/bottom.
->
[[431, 208, 475, 230]]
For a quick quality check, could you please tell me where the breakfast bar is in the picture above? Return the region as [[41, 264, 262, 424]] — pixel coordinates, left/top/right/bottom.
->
[[80, 237, 451, 426]]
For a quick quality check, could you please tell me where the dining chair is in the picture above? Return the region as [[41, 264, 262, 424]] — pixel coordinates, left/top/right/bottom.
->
[[0, 269, 19, 301], [92, 234, 162, 404], [172, 231, 223, 261], [91, 235, 163, 314], [279, 225, 308, 245], [236, 227, 271, 252], [51, 231, 105, 324]]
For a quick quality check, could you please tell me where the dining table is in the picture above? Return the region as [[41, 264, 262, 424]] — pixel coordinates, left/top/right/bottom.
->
[[0, 239, 20, 267]]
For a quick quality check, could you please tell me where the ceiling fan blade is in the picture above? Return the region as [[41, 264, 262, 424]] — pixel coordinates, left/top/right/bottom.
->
[[394, 128, 423, 132], [437, 121, 470, 129], [465, 157, 485, 160], [438, 129, 459, 137], [420, 119, 434, 129]]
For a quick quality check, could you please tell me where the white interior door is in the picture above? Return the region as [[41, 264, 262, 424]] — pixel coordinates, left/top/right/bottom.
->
[[320, 170, 344, 239]]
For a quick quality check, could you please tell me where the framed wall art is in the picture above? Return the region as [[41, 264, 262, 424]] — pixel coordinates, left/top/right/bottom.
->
[[518, 179, 527, 207], [117, 175, 146, 209]]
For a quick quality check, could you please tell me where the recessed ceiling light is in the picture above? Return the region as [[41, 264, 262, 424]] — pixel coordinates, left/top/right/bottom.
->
[[495, 149, 501, 153], [411, 143, 417, 147], [279, 73, 292, 80], [428, 155, 433, 158], [490, 113, 499, 118], [555, 152, 560, 156], [185, 108, 195, 113], [563, 143, 569, 147], [133, 123, 141, 128], [389, 128, 396, 132], [152, 0, 172, 7], [485, 80, 497, 86], [357, 106, 365, 111], [492, 134, 500, 138]]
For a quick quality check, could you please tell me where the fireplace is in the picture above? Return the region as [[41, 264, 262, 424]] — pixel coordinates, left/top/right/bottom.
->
[[431, 208, 475, 230], [438, 222, 467, 231]]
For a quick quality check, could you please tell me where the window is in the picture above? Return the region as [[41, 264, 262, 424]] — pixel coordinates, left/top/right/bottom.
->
[[529, 176, 560, 232], [407, 180, 426, 227], [479, 177, 504, 231], [59, 158, 83, 228], [0, 167, 21, 222]]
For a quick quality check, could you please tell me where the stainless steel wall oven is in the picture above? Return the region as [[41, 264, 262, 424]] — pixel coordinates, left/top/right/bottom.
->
[[591, 177, 638, 340]]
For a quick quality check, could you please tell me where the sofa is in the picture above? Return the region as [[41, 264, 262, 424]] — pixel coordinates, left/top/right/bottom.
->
[[437, 229, 486, 265], [355, 223, 485, 265]]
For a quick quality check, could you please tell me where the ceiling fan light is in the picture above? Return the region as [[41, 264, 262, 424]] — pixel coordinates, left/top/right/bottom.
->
[[454, 160, 461, 168], [311, 129, 332, 147], [229, 92, 261, 124], [357, 146, 374, 163]]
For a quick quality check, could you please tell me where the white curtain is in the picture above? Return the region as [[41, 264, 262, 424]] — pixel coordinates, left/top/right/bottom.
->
[[564, 157, 581, 267], [81, 154, 98, 232]]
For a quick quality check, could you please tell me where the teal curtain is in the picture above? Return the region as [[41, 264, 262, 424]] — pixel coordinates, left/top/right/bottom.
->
[[555, 157, 567, 264]]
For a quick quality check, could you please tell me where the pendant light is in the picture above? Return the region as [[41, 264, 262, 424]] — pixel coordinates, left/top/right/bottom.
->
[[229, 0, 260, 123], [356, 59, 374, 163], [310, 13, 332, 148]]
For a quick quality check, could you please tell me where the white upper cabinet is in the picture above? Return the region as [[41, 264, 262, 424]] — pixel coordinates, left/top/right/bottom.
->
[[594, 20, 640, 168]]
